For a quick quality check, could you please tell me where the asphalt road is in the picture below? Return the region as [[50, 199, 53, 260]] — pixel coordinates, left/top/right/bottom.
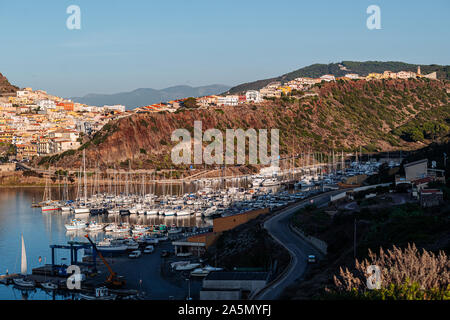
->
[[255, 190, 346, 300]]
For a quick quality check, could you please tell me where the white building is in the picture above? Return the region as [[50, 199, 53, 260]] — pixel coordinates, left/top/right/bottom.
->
[[102, 105, 126, 112], [37, 99, 56, 109], [345, 73, 360, 79], [217, 95, 239, 106], [16, 90, 31, 98], [245, 90, 262, 103], [396, 71, 416, 79], [259, 81, 282, 98], [320, 74, 336, 82]]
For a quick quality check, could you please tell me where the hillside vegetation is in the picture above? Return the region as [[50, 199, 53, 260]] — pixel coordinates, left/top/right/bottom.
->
[[36, 79, 450, 170]]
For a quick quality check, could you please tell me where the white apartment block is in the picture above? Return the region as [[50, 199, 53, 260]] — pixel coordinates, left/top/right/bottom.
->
[[245, 90, 262, 103]]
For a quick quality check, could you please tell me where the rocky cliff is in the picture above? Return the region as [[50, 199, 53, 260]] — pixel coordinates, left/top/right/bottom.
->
[[0, 72, 18, 97]]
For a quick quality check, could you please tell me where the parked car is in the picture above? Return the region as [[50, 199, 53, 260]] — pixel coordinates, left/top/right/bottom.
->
[[129, 250, 142, 259], [143, 245, 154, 254]]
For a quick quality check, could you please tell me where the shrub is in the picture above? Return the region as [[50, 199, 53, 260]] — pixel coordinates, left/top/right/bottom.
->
[[329, 243, 450, 300]]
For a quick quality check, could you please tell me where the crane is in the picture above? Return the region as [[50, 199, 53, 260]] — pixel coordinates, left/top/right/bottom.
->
[[84, 234, 126, 288]]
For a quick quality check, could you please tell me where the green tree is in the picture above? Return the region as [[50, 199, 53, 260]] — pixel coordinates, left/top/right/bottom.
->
[[183, 97, 199, 108]]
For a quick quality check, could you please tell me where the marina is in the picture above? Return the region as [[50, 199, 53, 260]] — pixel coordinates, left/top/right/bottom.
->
[[0, 153, 388, 300]]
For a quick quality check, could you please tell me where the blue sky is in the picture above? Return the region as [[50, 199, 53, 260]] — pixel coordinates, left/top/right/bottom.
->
[[0, 0, 448, 97]]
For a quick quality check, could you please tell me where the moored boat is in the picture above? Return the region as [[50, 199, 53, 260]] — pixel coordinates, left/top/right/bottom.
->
[[65, 219, 87, 230], [79, 287, 116, 300]]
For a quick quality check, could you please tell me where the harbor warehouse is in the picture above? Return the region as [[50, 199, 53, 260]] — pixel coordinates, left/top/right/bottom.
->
[[404, 159, 428, 181], [200, 272, 269, 300]]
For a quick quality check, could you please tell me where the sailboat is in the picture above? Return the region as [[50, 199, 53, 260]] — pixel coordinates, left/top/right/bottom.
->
[[74, 150, 90, 215], [13, 235, 36, 288], [41, 171, 59, 212]]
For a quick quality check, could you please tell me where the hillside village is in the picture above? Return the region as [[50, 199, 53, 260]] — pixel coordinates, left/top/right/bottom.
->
[[0, 66, 442, 163]]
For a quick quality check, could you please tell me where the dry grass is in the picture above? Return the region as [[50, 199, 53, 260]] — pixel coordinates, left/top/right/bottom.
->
[[332, 243, 449, 294]]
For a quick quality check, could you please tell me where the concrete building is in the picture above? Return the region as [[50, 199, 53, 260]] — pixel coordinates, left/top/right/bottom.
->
[[404, 159, 428, 181], [200, 272, 269, 300], [179, 208, 270, 255]]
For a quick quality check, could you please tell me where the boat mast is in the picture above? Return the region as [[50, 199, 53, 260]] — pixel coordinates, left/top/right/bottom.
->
[[83, 149, 87, 205]]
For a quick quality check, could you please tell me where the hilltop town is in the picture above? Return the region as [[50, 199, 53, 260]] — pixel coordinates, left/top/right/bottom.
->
[[0, 66, 443, 164]]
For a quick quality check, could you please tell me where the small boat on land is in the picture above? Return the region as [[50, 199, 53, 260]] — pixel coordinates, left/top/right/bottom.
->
[[190, 265, 223, 277], [175, 263, 201, 271], [190, 268, 210, 277], [143, 245, 154, 254], [96, 239, 128, 253]]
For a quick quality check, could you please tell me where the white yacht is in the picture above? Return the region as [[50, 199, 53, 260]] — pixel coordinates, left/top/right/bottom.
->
[[96, 239, 128, 253], [262, 178, 280, 187], [86, 221, 104, 232], [176, 209, 192, 216], [146, 209, 159, 216], [65, 219, 87, 230]]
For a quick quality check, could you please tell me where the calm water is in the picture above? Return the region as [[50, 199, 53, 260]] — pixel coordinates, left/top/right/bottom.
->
[[0, 187, 211, 300]]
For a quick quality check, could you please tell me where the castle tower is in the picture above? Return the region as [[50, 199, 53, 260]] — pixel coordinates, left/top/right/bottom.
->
[[417, 66, 421, 75]]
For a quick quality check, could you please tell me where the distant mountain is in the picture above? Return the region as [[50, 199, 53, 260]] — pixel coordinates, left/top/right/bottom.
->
[[71, 84, 231, 109], [226, 61, 450, 94]]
